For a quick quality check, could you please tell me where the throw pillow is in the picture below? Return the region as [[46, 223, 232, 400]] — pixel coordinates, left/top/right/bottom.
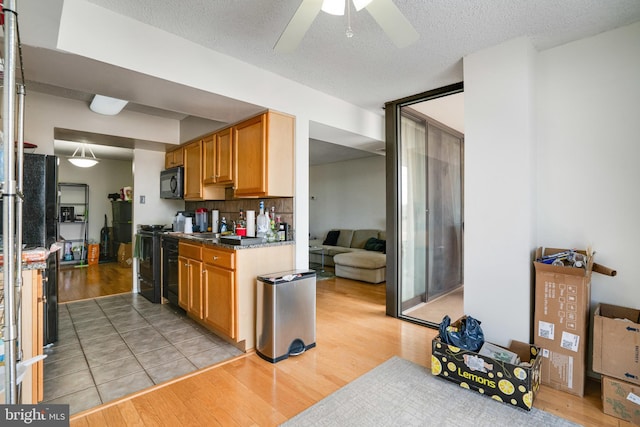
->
[[323, 230, 340, 246], [364, 237, 386, 253]]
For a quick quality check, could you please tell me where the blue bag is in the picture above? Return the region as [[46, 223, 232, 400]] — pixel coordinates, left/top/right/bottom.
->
[[439, 315, 485, 352]]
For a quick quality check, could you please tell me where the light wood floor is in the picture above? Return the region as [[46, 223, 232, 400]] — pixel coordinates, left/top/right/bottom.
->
[[403, 286, 465, 324], [58, 262, 133, 303], [64, 272, 624, 426]]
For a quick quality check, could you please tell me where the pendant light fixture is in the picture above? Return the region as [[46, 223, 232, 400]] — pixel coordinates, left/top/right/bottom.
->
[[68, 144, 99, 168]]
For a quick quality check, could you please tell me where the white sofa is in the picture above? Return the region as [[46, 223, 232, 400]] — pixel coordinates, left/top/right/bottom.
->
[[310, 229, 386, 284]]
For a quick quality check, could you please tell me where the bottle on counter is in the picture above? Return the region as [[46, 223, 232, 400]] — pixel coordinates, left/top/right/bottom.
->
[[175, 212, 185, 232], [256, 201, 269, 238], [219, 216, 228, 234], [236, 208, 247, 236]]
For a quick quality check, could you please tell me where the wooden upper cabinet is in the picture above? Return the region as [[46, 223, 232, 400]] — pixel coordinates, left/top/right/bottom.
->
[[203, 134, 216, 185], [215, 127, 234, 184], [183, 140, 203, 200], [234, 111, 294, 198], [203, 128, 234, 186], [165, 146, 184, 169]]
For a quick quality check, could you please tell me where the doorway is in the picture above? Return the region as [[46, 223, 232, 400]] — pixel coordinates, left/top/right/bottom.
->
[[385, 83, 464, 327]]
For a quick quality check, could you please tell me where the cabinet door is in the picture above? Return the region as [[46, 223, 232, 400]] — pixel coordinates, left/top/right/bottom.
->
[[202, 134, 216, 185], [188, 258, 204, 319], [165, 147, 184, 168], [204, 263, 235, 338], [184, 140, 203, 200], [178, 255, 190, 310], [234, 114, 266, 196], [215, 127, 234, 184], [173, 147, 184, 167]]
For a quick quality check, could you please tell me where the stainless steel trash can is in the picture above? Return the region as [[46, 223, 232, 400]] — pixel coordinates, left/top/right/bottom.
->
[[256, 269, 316, 363]]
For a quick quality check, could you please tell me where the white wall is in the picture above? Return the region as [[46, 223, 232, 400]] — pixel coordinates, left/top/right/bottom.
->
[[536, 22, 640, 308], [309, 156, 386, 239], [24, 91, 182, 228], [58, 156, 133, 243], [25, 92, 180, 156], [464, 38, 537, 346], [52, 0, 386, 268], [464, 22, 640, 346], [180, 116, 225, 144], [132, 149, 185, 229]]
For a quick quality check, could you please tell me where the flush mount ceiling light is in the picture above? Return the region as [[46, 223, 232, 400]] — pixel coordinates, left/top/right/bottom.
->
[[89, 94, 128, 115], [274, 0, 418, 52], [68, 144, 99, 168]]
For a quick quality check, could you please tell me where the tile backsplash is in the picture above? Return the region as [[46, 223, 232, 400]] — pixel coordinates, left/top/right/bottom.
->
[[185, 197, 294, 237]]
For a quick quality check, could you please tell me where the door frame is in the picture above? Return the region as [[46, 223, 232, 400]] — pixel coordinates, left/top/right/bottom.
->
[[384, 82, 464, 325]]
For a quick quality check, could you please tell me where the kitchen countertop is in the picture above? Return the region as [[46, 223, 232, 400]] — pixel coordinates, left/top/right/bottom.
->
[[0, 247, 50, 271], [165, 232, 295, 250]]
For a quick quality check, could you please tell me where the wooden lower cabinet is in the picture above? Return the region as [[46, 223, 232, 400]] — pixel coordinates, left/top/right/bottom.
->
[[203, 263, 235, 338], [178, 242, 203, 319], [187, 258, 204, 319], [0, 269, 44, 403], [178, 241, 295, 351]]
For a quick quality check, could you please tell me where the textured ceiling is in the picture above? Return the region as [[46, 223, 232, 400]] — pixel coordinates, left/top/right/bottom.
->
[[84, 0, 640, 112], [13, 1, 640, 162]]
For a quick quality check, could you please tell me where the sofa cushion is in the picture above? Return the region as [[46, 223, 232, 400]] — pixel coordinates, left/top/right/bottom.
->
[[378, 230, 386, 241], [364, 237, 386, 253], [325, 246, 353, 257], [336, 229, 354, 248], [323, 230, 340, 246], [351, 229, 379, 249], [334, 251, 386, 269]]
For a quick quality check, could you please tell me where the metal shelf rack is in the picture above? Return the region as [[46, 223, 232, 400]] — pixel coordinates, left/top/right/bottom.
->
[[58, 183, 89, 266]]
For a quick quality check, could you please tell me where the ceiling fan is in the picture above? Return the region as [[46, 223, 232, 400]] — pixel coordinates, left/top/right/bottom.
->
[[274, 0, 419, 52]]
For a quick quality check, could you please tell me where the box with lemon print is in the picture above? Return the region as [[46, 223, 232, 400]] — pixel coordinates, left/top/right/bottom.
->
[[431, 337, 542, 411]]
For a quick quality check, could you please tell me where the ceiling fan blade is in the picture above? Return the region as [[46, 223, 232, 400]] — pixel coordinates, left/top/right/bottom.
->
[[274, 0, 324, 52], [365, 0, 419, 48]]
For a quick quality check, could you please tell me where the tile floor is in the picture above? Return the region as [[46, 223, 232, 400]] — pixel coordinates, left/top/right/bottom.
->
[[42, 293, 244, 415]]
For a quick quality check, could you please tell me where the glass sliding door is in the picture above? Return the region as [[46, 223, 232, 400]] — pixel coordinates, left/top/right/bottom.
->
[[399, 108, 464, 324]]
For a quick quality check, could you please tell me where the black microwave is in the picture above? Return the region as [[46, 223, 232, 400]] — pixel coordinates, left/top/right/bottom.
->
[[160, 167, 184, 199]]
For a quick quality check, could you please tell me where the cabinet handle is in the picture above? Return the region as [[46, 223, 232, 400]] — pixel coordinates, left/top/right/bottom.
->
[[213, 256, 219, 260]]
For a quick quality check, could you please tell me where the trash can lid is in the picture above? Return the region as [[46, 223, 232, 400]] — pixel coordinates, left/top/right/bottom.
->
[[257, 269, 316, 284]]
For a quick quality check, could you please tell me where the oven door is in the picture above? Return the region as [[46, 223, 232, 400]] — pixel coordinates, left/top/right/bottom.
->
[[138, 231, 161, 303], [162, 236, 180, 308]]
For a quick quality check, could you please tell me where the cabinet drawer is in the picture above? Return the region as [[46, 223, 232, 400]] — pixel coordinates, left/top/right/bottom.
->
[[202, 247, 235, 270], [179, 242, 202, 259]]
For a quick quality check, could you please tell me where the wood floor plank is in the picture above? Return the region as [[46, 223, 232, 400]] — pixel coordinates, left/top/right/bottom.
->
[[112, 401, 145, 427], [58, 262, 133, 303], [65, 269, 625, 427]]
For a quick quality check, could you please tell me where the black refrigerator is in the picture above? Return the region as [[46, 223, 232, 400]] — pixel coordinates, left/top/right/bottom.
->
[[3, 153, 60, 345]]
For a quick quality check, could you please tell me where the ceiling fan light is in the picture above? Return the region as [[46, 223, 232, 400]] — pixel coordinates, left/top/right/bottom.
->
[[353, 0, 373, 11], [321, 0, 345, 15], [89, 94, 128, 116]]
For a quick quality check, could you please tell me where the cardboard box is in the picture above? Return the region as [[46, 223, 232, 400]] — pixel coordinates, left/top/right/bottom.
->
[[593, 303, 640, 385], [117, 243, 133, 268], [601, 375, 640, 425], [533, 247, 593, 397], [431, 334, 542, 411]]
